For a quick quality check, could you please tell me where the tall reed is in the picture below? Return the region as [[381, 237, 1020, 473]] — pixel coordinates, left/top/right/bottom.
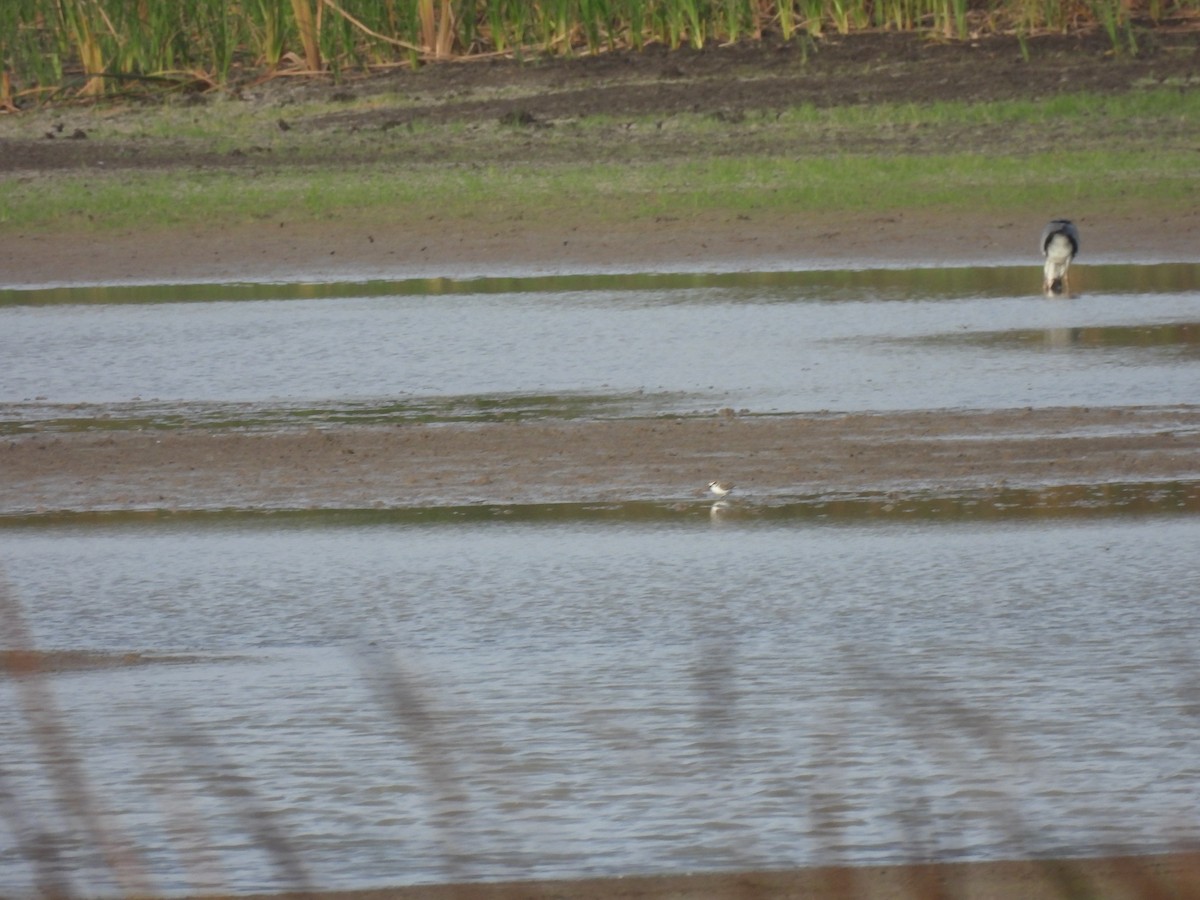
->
[[2, 0, 1196, 101], [289, 0, 321, 70]]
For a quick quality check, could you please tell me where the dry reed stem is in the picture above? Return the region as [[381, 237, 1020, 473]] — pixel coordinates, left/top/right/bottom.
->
[[320, 0, 424, 55], [0, 576, 153, 895], [288, 0, 323, 72]]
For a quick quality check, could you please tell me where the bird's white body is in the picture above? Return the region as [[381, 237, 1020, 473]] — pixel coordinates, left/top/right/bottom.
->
[[1041, 219, 1080, 295], [707, 481, 734, 499]]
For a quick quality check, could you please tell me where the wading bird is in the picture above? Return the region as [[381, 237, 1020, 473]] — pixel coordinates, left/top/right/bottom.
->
[[1041, 219, 1080, 295], [707, 481, 734, 500]]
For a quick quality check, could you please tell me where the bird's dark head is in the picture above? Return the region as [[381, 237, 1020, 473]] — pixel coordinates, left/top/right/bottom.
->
[[1042, 219, 1080, 257]]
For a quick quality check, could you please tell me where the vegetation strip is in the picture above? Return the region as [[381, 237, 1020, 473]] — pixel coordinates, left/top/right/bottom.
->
[[6, 0, 1193, 104], [3, 88, 1198, 232]]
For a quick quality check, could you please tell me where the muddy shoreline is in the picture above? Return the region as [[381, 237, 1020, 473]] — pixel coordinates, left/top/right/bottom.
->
[[4, 406, 1199, 516], [188, 852, 1200, 900], [4, 207, 1200, 289]]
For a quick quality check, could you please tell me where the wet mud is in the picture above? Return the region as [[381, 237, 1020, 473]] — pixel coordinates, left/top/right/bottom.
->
[[5, 406, 1199, 516]]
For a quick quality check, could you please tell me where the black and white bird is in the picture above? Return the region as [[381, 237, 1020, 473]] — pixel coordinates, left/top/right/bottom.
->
[[1040, 219, 1080, 295], [707, 481, 734, 500]]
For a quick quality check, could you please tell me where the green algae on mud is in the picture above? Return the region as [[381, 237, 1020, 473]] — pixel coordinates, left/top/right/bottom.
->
[[2, 94, 1198, 233]]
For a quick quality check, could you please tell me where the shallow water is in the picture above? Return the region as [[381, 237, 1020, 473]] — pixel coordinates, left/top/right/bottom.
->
[[3, 262, 1200, 895], [2, 514, 1200, 894], [3, 264, 1199, 425]]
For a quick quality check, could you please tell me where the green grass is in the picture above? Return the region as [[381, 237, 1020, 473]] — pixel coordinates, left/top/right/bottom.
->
[[781, 88, 1200, 129], [644, 151, 1196, 213], [1, 88, 1196, 233], [2, 146, 1195, 234]]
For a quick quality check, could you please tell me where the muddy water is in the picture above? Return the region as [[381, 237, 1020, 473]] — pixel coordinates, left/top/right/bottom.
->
[[2, 515, 1200, 894], [2, 263, 1200, 895], [2, 264, 1199, 424]]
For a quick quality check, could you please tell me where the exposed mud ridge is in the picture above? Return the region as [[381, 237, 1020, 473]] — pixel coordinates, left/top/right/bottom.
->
[[5, 406, 1200, 515]]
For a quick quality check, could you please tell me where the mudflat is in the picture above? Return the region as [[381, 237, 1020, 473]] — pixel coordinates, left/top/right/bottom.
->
[[5, 406, 1200, 515]]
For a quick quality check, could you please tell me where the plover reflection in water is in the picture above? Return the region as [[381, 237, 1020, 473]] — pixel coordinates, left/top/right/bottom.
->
[[710, 499, 733, 519], [707, 481, 734, 500]]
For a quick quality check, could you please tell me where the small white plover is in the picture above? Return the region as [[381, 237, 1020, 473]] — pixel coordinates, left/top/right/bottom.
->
[[707, 481, 734, 499]]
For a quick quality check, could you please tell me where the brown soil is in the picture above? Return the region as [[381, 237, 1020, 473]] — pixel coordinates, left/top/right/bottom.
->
[[6, 29, 1200, 169], [205, 852, 1200, 900], [3, 28, 1200, 284], [5, 406, 1200, 514]]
